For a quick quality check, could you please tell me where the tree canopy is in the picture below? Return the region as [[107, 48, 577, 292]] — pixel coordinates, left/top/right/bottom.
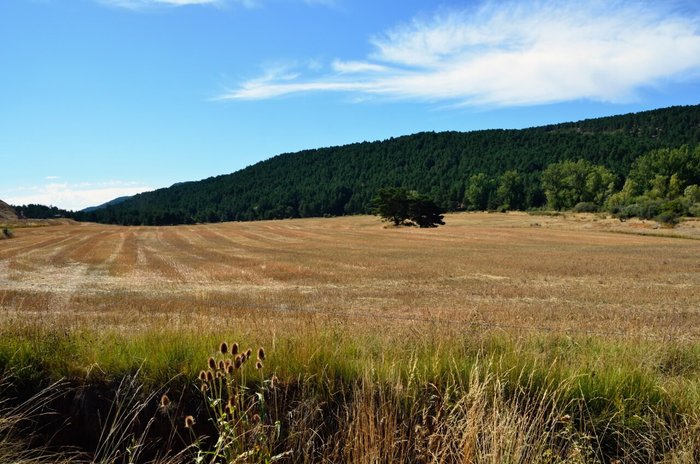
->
[[371, 188, 445, 228]]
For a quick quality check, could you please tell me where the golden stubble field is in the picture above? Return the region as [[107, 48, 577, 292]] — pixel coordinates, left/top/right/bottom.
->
[[1, 212, 699, 339]]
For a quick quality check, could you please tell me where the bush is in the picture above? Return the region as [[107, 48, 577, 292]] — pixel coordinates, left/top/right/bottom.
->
[[654, 211, 680, 226], [689, 203, 700, 217], [1, 228, 13, 239], [573, 202, 598, 213]]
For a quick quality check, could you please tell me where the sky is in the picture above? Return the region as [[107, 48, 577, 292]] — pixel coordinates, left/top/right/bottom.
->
[[2, 0, 700, 210]]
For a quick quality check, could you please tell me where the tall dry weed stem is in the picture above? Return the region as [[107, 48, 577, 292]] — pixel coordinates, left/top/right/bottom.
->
[[180, 342, 289, 463]]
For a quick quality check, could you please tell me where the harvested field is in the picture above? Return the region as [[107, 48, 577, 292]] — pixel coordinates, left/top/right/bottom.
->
[[2, 213, 700, 463], [1, 212, 698, 338]]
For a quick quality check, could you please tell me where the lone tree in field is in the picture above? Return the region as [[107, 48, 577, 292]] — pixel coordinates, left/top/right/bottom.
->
[[371, 187, 445, 228]]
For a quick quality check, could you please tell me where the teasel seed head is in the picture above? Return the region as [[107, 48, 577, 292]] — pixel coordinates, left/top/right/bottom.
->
[[227, 364, 234, 375], [218, 360, 225, 371], [231, 343, 239, 355], [160, 394, 170, 409], [220, 342, 228, 354], [206, 370, 214, 382], [200, 383, 209, 393], [184, 415, 195, 428], [256, 361, 263, 370], [208, 357, 216, 370], [246, 348, 253, 358], [234, 355, 242, 369], [257, 347, 265, 361], [252, 414, 261, 425]]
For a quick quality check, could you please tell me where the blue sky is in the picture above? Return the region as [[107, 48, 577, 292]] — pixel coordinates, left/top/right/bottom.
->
[[2, 0, 700, 210]]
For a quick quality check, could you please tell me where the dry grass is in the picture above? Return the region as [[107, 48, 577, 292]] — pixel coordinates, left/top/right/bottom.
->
[[1, 212, 698, 338], [1, 213, 700, 462]]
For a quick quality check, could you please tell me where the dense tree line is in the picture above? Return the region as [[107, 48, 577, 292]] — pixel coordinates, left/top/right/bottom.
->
[[12, 204, 72, 219], [68, 104, 700, 226]]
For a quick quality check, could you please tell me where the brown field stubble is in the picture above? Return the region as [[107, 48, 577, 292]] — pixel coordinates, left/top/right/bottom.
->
[[0, 212, 698, 339]]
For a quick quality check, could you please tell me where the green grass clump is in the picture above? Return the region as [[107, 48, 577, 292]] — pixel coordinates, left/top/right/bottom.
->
[[0, 322, 699, 462]]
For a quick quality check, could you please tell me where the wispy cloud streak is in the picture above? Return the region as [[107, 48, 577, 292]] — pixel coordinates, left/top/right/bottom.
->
[[219, 1, 700, 106], [97, 0, 239, 10]]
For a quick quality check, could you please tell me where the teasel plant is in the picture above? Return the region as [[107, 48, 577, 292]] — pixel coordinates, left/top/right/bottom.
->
[[184, 342, 289, 463]]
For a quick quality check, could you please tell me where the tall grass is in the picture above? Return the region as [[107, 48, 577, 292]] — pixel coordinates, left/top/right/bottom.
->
[[1, 323, 699, 462]]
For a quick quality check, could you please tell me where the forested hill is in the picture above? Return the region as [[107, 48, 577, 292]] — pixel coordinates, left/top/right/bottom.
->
[[76, 104, 700, 225]]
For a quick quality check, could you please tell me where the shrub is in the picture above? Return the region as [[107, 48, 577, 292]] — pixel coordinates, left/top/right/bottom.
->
[[1, 228, 13, 239], [654, 211, 680, 227], [573, 202, 598, 213]]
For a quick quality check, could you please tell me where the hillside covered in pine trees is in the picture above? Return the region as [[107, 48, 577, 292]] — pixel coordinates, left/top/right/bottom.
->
[[74, 104, 700, 225]]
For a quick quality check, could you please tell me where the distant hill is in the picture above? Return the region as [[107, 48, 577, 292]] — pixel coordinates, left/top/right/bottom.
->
[[13, 204, 72, 219], [75, 104, 700, 225], [82, 196, 132, 213], [0, 200, 18, 221]]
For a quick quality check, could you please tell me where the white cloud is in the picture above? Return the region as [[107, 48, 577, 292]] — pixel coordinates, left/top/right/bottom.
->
[[96, 0, 331, 9], [96, 0, 241, 10], [4, 181, 152, 211], [219, 0, 700, 106], [332, 60, 389, 74]]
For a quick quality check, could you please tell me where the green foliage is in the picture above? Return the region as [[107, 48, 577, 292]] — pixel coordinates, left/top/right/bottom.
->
[[606, 146, 700, 223], [464, 173, 495, 211], [1, 228, 13, 239], [12, 204, 72, 219], [573, 202, 598, 213], [70, 104, 700, 225], [542, 160, 616, 210], [371, 187, 411, 226], [407, 196, 445, 228], [495, 170, 526, 210], [627, 145, 700, 198], [371, 188, 444, 228]]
